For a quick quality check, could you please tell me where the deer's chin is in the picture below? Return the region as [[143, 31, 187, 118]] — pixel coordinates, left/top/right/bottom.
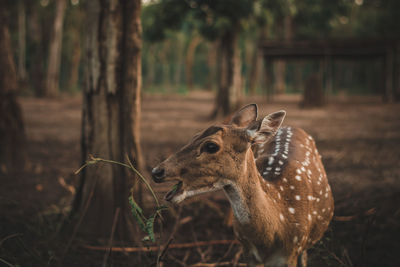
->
[[165, 181, 183, 202], [168, 181, 226, 204]]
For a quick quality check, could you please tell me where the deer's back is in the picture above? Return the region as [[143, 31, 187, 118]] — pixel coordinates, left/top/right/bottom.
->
[[255, 126, 334, 250]]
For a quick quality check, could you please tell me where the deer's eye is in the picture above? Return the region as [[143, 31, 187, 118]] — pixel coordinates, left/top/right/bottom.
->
[[202, 142, 220, 154]]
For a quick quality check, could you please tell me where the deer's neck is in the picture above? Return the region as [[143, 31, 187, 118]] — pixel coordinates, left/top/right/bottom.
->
[[223, 149, 279, 230]]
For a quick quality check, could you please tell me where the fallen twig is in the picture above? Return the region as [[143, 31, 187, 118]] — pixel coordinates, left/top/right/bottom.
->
[[58, 184, 96, 267], [102, 207, 120, 267], [189, 262, 246, 267], [334, 207, 377, 222], [83, 239, 239, 252], [0, 233, 23, 247]]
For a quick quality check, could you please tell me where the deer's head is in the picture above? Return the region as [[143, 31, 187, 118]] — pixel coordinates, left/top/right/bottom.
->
[[152, 104, 286, 204]]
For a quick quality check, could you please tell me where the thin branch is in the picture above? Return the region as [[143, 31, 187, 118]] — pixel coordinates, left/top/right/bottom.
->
[[189, 262, 246, 267], [0, 258, 15, 267], [83, 239, 239, 252], [232, 246, 243, 267], [216, 239, 236, 264], [125, 155, 161, 208], [75, 155, 161, 209], [102, 207, 120, 267], [0, 233, 23, 247], [58, 183, 96, 267], [157, 237, 174, 264], [157, 206, 183, 266]]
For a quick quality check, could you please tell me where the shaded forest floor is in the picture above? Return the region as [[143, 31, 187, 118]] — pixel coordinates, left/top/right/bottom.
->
[[1, 92, 400, 266]]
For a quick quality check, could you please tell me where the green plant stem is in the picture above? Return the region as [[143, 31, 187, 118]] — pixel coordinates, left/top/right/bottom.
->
[[75, 155, 161, 208], [125, 155, 161, 208]]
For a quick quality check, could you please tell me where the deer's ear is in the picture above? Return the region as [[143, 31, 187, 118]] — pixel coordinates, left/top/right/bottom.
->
[[230, 104, 258, 127], [246, 110, 286, 143]]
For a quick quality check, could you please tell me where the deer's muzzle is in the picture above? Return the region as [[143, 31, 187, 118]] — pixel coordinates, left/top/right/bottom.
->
[[151, 166, 166, 183]]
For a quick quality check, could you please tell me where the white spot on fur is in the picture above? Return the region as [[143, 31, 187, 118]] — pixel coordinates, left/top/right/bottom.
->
[[279, 213, 285, 221], [295, 195, 301, 200], [288, 207, 295, 214], [295, 175, 302, 181], [290, 185, 295, 190], [268, 157, 274, 165]]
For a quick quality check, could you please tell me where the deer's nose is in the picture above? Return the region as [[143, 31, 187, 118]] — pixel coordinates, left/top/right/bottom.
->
[[152, 167, 165, 183]]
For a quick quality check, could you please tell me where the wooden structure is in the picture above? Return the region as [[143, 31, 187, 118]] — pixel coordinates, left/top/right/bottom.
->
[[260, 39, 400, 102]]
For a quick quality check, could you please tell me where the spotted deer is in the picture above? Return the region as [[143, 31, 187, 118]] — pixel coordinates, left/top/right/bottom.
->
[[152, 104, 334, 267]]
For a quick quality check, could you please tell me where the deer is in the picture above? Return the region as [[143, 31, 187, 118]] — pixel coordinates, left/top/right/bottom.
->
[[152, 104, 334, 267]]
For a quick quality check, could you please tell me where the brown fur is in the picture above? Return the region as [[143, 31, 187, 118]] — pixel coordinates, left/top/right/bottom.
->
[[152, 104, 334, 267]]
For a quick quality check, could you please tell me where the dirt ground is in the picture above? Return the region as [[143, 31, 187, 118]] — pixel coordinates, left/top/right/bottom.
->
[[1, 92, 400, 267]]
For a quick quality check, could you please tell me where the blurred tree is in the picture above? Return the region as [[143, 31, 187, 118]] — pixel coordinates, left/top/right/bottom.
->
[[0, 2, 27, 173], [17, 0, 27, 84], [73, 0, 143, 240], [185, 34, 202, 90], [26, 0, 47, 96], [143, 0, 253, 117], [63, 2, 84, 92], [193, 0, 254, 117], [44, 0, 67, 97]]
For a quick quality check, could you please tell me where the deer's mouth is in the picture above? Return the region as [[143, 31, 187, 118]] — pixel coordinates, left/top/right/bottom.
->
[[165, 181, 183, 202]]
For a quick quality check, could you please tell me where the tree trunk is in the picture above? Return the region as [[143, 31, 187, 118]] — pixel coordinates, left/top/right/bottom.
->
[[159, 40, 171, 91], [0, 4, 27, 173], [145, 45, 156, 88], [302, 63, 324, 108], [293, 62, 304, 93], [275, 15, 293, 95], [44, 0, 67, 97], [274, 60, 286, 94], [248, 27, 268, 95], [185, 35, 201, 90], [211, 30, 242, 118], [17, 0, 27, 82], [68, 36, 81, 91], [28, 2, 45, 96], [205, 41, 217, 91], [173, 34, 184, 87], [73, 0, 143, 241]]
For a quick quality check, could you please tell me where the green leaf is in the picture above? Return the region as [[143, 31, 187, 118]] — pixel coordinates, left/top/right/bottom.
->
[[145, 212, 157, 242], [144, 206, 168, 242], [129, 196, 146, 231]]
